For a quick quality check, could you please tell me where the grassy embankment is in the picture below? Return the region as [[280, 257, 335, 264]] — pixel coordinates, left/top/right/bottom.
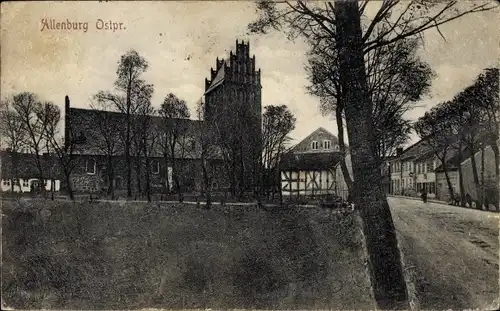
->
[[2, 199, 375, 310]]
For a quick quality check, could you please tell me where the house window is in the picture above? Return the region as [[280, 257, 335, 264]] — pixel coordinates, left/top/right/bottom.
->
[[85, 158, 97, 175], [23, 179, 29, 187], [323, 140, 331, 150], [191, 140, 196, 150], [151, 160, 160, 175], [311, 141, 319, 150], [212, 181, 218, 190]]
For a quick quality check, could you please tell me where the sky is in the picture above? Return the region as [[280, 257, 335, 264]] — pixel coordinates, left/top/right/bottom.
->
[[1, 1, 499, 147]]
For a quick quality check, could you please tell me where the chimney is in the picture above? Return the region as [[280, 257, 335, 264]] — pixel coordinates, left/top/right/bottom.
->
[[64, 95, 71, 149]]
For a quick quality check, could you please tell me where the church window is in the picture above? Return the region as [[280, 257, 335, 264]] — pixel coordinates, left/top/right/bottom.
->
[[86, 158, 97, 175], [151, 160, 160, 175]]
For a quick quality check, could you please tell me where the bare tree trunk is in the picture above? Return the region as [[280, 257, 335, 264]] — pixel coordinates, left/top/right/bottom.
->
[[334, 1, 408, 309], [491, 143, 500, 210], [439, 150, 455, 201], [457, 142, 466, 206], [64, 170, 75, 201], [106, 154, 115, 196], [135, 156, 142, 196], [201, 156, 211, 208], [469, 145, 481, 209], [143, 145, 152, 202], [126, 134, 132, 197], [336, 104, 354, 194], [480, 145, 485, 209], [442, 165, 455, 202], [162, 154, 170, 194]]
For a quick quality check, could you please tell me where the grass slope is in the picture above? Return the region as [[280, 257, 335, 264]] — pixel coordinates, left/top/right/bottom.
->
[[2, 200, 374, 310]]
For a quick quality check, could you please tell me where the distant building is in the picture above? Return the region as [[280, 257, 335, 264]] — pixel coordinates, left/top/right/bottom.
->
[[0, 151, 61, 193], [388, 136, 498, 205], [280, 127, 343, 197]]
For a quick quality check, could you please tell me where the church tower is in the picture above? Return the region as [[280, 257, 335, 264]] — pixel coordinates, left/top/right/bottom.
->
[[204, 40, 262, 194]]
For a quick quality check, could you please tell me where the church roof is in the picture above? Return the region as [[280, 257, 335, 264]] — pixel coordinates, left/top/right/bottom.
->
[[204, 62, 225, 95], [66, 107, 223, 159]]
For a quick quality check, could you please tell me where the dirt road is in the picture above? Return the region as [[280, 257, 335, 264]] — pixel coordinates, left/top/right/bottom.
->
[[389, 197, 499, 310]]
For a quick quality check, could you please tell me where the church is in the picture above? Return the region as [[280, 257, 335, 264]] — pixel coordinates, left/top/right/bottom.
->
[[0, 40, 262, 197]]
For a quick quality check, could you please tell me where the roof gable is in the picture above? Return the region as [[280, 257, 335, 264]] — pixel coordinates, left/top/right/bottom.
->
[[290, 127, 340, 153]]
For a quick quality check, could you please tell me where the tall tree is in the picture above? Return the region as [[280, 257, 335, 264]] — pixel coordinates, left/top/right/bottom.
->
[[135, 82, 155, 202], [195, 99, 219, 208], [307, 35, 433, 194], [89, 99, 123, 197], [158, 93, 190, 201], [41, 102, 81, 200], [452, 86, 485, 208], [95, 49, 150, 197], [0, 97, 26, 191], [261, 105, 296, 198], [414, 103, 458, 202], [474, 68, 499, 210], [12, 92, 49, 191], [249, 1, 496, 309]]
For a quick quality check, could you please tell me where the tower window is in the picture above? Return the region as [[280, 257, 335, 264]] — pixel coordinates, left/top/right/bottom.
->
[[311, 141, 319, 150], [324, 140, 331, 150]]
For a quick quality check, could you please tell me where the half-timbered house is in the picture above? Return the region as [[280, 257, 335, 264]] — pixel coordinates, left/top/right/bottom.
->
[[279, 127, 343, 197]]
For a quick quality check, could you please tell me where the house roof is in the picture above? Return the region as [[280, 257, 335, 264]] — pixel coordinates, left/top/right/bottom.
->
[[280, 151, 344, 171], [0, 151, 62, 179], [399, 138, 434, 161], [290, 127, 342, 153]]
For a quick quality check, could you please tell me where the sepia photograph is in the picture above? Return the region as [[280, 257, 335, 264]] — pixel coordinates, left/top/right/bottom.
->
[[1, 1, 499, 310]]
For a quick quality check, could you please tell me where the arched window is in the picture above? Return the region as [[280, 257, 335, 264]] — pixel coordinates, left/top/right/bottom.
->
[[151, 159, 160, 175], [85, 158, 96, 175]]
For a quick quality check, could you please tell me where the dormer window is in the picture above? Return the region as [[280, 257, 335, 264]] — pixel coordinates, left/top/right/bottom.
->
[[86, 158, 97, 175], [323, 140, 331, 150], [151, 159, 160, 175], [311, 141, 319, 150]]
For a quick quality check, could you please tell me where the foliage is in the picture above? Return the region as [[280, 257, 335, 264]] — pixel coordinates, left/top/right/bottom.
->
[[158, 93, 191, 196], [262, 105, 296, 169], [94, 49, 153, 197], [414, 67, 499, 207]]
